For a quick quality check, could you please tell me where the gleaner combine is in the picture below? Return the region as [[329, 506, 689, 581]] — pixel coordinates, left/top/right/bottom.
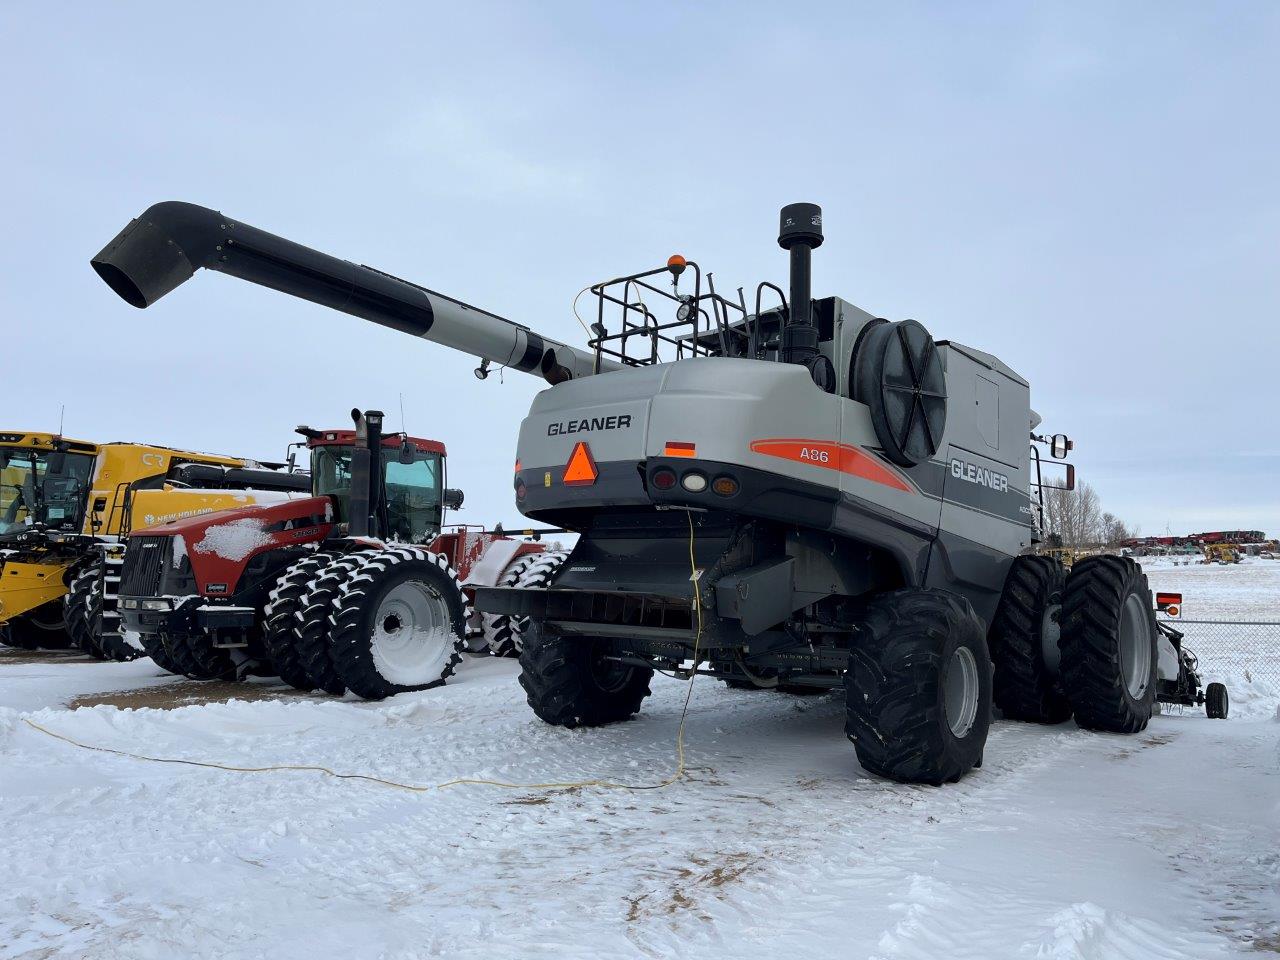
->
[[92, 200, 1222, 784], [0, 430, 308, 661], [115, 411, 551, 696]]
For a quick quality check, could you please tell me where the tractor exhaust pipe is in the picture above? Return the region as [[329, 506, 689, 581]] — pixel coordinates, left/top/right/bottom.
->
[[91, 202, 614, 383], [347, 409, 374, 539], [777, 202, 823, 367]]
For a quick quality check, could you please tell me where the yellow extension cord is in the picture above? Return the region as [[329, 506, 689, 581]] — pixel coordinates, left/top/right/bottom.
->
[[22, 512, 705, 796]]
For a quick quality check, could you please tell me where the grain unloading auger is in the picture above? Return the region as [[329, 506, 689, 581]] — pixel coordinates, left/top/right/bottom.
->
[[91, 201, 611, 384], [92, 201, 1222, 784]]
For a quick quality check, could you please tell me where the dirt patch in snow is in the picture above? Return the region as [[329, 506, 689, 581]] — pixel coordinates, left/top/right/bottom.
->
[[68, 680, 323, 711], [0, 648, 91, 664], [625, 851, 762, 922]]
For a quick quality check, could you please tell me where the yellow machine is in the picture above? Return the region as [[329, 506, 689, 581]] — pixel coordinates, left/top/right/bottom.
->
[[1039, 546, 1083, 569], [1202, 543, 1241, 565], [0, 430, 308, 658]]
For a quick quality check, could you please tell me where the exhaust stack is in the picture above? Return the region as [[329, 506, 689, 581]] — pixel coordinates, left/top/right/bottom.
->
[[777, 202, 823, 368], [91, 202, 613, 383]]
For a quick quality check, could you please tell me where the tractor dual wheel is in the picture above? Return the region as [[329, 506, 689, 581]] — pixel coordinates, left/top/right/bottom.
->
[[844, 588, 992, 786], [1059, 556, 1158, 734], [485, 551, 568, 658], [481, 553, 539, 657], [263, 550, 343, 692], [329, 547, 469, 701], [162, 630, 237, 681], [294, 551, 376, 695], [64, 558, 141, 663], [1205, 681, 1229, 720], [137, 631, 184, 675], [988, 555, 1071, 724], [519, 619, 653, 728]]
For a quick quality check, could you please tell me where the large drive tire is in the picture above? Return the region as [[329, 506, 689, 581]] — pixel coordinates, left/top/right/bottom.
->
[[852, 319, 947, 467], [988, 555, 1070, 723], [295, 552, 374, 696], [3, 601, 75, 651], [481, 553, 539, 657], [519, 619, 653, 727], [164, 630, 237, 681], [0, 621, 41, 650], [1205, 682, 1228, 720], [263, 551, 340, 692], [845, 588, 992, 785], [65, 558, 140, 663], [1059, 556, 1158, 734], [329, 547, 469, 701], [65, 566, 107, 658], [138, 631, 183, 675]]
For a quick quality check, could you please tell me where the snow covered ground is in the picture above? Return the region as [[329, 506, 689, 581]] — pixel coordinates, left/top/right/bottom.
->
[[1, 565, 1277, 959]]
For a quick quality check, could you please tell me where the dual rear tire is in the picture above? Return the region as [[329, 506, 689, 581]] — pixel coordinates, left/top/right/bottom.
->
[[328, 547, 469, 700], [990, 554, 1160, 734], [64, 556, 141, 663]]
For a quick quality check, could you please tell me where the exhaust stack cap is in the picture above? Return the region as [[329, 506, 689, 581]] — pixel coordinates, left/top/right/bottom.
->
[[778, 202, 823, 251], [91, 217, 194, 308]]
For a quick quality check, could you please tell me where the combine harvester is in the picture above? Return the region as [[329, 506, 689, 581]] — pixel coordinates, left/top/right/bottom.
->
[[0, 430, 308, 662], [91, 201, 1223, 783]]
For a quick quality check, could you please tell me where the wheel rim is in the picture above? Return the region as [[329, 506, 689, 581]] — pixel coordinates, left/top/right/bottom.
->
[[1119, 593, 1153, 699], [589, 650, 633, 694], [943, 645, 980, 738], [369, 580, 455, 686]]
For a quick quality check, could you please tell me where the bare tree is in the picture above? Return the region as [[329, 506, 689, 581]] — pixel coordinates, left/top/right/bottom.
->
[[1041, 481, 1104, 548], [1100, 512, 1131, 546]]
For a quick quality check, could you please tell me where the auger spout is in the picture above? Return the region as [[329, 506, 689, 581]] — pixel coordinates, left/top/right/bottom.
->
[[91, 201, 613, 383]]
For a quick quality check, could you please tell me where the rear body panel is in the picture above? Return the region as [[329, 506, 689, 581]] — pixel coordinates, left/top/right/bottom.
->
[[484, 323, 1036, 647]]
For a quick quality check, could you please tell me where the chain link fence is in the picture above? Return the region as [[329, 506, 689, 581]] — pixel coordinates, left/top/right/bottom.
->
[[1158, 617, 1280, 688]]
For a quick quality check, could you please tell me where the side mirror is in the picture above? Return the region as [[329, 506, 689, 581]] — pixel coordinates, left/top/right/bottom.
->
[[1063, 464, 1076, 491], [443, 488, 465, 511], [1050, 434, 1072, 459], [398, 440, 416, 465]]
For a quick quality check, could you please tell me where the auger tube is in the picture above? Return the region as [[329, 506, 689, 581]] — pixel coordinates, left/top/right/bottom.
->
[[90, 201, 614, 383]]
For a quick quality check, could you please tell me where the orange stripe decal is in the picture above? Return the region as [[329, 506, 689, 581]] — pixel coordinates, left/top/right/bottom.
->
[[749, 439, 914, 493]]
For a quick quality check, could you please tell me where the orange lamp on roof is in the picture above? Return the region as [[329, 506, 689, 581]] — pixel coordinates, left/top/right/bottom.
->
[[667, 254, 687, 279], [562, 441, 598, 486]]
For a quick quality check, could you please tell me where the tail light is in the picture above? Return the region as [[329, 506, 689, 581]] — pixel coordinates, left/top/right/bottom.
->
[[711, 476, 739, 497], [651, 468, 677, 490]]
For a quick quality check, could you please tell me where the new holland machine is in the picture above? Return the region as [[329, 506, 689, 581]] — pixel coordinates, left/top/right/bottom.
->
[[112, 409, 550, 696], [0, 430, 308, 660], [91, 200, 1223, 783]]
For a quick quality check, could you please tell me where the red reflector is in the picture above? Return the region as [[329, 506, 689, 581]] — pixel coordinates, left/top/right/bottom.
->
[[664, 441, 696, 458], [651, 468, 676, 490], [562, 441, 598, 486], [1155, 592, 1182, 608]]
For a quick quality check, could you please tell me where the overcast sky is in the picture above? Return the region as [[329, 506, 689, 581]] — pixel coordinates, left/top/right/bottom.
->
[[3, 2, 1277, 538]]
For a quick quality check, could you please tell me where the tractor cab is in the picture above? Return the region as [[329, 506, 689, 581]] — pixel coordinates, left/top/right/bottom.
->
[[301, 428, 454, 544], [0, 434, 98, 540]]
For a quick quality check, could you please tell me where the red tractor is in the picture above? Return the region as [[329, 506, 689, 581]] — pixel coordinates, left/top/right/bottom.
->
[[117, 410, 557, 699]]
